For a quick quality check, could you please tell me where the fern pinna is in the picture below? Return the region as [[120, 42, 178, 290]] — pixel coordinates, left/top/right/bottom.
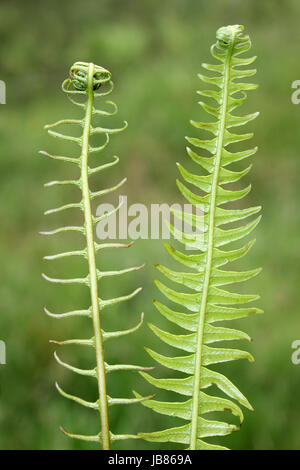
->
[[137, 25, 262, 450], [41, 62, 151, 449]]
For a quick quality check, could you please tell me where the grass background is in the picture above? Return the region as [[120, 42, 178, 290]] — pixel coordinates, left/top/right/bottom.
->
[[0, 0, 299, 449]]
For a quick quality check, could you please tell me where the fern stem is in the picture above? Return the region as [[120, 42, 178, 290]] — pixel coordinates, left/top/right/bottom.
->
[[190, 32, 234, 449], [81, 62, 110, 450]]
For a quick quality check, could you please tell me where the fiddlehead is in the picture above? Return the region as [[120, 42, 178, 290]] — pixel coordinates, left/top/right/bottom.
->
[[137, 25, 262, 450], [41, 62, 152, 449]]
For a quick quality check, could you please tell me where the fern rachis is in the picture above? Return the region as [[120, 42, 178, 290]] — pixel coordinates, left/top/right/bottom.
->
[[137, 25, 262, 450], [41, 62, 152, 449]]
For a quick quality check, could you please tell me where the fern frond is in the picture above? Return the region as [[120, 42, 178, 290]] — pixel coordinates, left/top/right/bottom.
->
[[138, 25, 262, 450], [41, 62, 150, 449]]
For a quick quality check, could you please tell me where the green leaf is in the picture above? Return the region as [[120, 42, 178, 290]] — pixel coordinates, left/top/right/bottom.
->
[[133, 390, 243, 423], [139, 417, 238, 443], [42, 61, 145, 450], [140, 25, 261, 450]]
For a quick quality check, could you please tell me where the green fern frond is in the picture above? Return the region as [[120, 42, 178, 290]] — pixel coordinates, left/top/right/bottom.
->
[[138, 25, 263, 450], [41, 62, 152, 449]]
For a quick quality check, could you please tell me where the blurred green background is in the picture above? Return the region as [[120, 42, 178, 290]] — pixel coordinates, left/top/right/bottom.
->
[[0, 0, 299, 450]]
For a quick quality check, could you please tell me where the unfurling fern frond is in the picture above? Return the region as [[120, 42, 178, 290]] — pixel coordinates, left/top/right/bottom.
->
[[137, 25, 263, 450], [41, 62, 152, 449]]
